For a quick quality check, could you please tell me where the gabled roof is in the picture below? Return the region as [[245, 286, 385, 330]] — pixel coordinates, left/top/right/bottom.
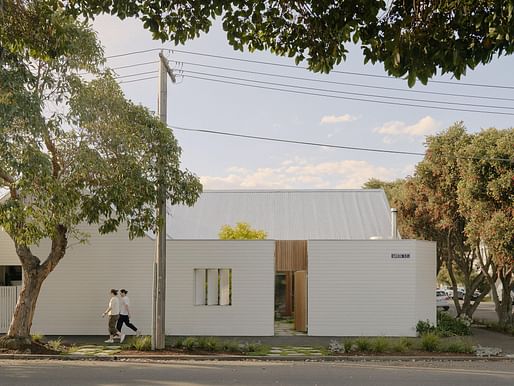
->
[[166, 189, 393, 240]]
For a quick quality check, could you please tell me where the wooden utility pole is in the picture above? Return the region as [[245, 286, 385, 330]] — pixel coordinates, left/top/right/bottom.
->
[[152, 51, 175, 350]]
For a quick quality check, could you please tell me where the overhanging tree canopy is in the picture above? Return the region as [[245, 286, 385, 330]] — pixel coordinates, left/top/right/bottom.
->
[[61, 0, 514, 85]]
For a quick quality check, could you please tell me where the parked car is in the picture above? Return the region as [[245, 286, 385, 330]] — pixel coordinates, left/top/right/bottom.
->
[[436, 290, 450, 311]]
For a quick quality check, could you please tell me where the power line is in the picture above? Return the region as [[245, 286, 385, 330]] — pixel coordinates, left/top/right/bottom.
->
[[179, 69, 514, 111], [110, 60, 158, 71], [104, 47, 514, 90], [174, 60, 514, 103], [171, 125, 425, 156], [169, 48, 514, 90], [119, 75, 158, 84], [182, 74, 514, 116], [106, 48, 163, 59], [170, 125, 514, 163]]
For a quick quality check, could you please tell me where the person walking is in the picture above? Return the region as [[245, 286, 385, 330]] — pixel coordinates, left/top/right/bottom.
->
[[102, 289, 125, 343], [116, 289, 140, 336]]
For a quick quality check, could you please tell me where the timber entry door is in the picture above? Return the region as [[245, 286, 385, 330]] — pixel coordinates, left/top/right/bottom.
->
[[294, 270, 307, 332], [275, 240, 308, 333]]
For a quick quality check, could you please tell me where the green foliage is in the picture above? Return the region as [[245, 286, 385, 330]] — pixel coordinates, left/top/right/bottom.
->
[[221, 340, 241, 353], [420, 333, 440, 352], [437, 312, 472, 337], [182, 337, 199, 351], [371, 337, 389, 353], [196, 337, 220, 352], [123, 335, 152, 351], [417, 313, 472, 337], [64, 1, 514, 84], [342, 339, 355, 353], [391, 338, 411, 353], [354, 338, 372, 352], [443, 339, 474, 354], [30, 333, 45, 343], [218, 222, 267, 240], [416, 320, 436, 336], [46, 337, 63, 351]]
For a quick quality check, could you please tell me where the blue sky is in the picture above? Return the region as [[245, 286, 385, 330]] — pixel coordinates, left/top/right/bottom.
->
[[93, 15, 514, 190]]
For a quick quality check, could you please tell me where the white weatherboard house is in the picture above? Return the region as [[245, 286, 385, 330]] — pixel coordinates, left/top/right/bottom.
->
[[0, 190, 435, 337]]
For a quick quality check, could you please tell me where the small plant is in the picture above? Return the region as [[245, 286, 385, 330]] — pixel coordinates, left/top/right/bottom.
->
[[391, 338, 410, 353], [172, 337, 185, 349], [355, 338, 372, 352], [343, 339, 355, 353], [31, 333, 45, 343], [197, 337, 220, 352], [443, 339, 474, 353], [420, 333, 440, 352], [239, 341, 269, 355], [182, 337, 199, 351], [416, 320, 436, 336], [46, 337, 63, 351], [437, 312, 471, 336], [371, 337, 389, 353], [328, 340, 343, 353], [221, 340, 241, 352], [131, 335, 151, 351], [65, 344, 80, 354]]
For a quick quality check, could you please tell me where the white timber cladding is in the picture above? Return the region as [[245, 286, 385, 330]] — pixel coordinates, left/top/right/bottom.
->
[[0, 225, 155, 335], [0, 230, 20, 265], [166, 240, 275, 336], [308, 240, 436, 337]]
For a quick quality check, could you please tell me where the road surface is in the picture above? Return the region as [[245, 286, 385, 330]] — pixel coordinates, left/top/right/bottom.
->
[[1, 359, 514, 386]]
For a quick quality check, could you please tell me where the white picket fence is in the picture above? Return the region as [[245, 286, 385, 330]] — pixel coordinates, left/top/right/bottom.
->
[[0, 286, 19, 333]]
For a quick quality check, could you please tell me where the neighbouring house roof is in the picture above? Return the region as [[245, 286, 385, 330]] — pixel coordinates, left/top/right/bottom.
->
[[165, 189, 393, 240]]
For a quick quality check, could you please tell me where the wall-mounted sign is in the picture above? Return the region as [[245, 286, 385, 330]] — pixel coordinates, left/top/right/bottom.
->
[[391, 253, 411, 259]]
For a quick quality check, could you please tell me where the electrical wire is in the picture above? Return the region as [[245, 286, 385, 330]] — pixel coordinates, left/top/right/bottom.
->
[[170, 125, 514, 163], [104, 47, 514, 90], [173, 60, 514, 103], [168, 49, 514, 90], [182, 74, 514, 116], [178, 69, 514, 111]]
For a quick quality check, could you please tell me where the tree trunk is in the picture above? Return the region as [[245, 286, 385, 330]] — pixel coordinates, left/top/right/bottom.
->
[[7, 268, 45, 338], [495, 274, 513, 327], [0, 225, 67, 349]]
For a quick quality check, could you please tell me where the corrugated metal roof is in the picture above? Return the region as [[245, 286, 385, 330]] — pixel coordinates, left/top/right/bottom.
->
[[166, 189, 393, 240]]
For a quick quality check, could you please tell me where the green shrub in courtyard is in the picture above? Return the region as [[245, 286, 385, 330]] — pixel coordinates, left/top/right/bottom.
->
[[371, 337, 389, 353]]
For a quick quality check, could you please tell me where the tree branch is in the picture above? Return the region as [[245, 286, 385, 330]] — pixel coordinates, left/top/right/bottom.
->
[[41, 224, 68, 276]]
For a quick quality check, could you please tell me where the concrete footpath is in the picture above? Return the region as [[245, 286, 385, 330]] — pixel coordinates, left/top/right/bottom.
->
[[1, 327, 514, 361]]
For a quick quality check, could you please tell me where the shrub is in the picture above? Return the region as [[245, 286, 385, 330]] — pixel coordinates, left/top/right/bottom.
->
[[355, 338, 372, 352], [420, 333, 440, 352], [437, 312, 471, 336], [221, 340, 240, 352], [197, 337, 220, 352], [443, 339, 474, 353], [172, 337, 185, 349], [416, 320, 436, 336], [391, 338, 410, 353], [31, 333, 45, 343], [182, 337, 199, 351], [371, 337, 389, 353], [343, 339, 355, 353], [129, 335, 151, 351], [46, 337, 63, 351]]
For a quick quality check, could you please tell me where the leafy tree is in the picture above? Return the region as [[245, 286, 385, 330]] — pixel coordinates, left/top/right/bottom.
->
[[362, 178, 404, 206], [219, 222, 267, 240], [61, 0, 514, 85], [458, 128, 514, 326], [0, 4, 201, 348]]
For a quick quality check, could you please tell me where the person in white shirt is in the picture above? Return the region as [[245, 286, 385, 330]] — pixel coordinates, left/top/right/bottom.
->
[[102, 289, 125, 343], [116, 289, 140, 336]]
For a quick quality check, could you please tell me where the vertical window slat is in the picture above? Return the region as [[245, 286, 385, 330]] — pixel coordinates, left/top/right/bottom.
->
[[194, 269, 206, 305], [207, 269, 219, 305], [219, 269, 230, 305]]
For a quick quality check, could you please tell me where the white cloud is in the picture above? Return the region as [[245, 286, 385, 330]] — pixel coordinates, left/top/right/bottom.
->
[[200, 159, 403, 190], [374, 116, 440, 140], [320, 114, 357, 124]]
